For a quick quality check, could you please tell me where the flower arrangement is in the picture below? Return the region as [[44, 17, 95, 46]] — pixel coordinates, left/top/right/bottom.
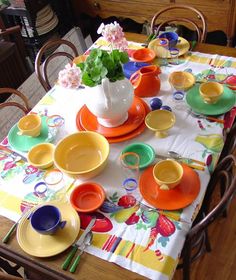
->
[[58, 21, 129, 88]]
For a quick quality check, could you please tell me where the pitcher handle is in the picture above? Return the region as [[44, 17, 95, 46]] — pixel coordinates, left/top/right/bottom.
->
[[130, 71, 141, 89]]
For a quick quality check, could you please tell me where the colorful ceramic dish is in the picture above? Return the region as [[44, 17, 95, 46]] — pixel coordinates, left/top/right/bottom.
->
[[27, 143, 54, 169], [148, 37, 190, 58], [186, 84, 235, 115], [54, 131, 109, 179], [79, 97, 145, 137], [169, 71, 195, 91], [8, 116, 49, 152], [17, 201, 80, 257], [70, 182, 106, 212], [145, 110, 176, 138], [139, 164, 200, 210], [121, 142, 155, 169], [76, 98, 150, 143], [131, 48, 156, 63]]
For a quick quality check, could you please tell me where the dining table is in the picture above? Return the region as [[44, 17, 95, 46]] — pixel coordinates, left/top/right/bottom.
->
[[0, 32, 236, 280]]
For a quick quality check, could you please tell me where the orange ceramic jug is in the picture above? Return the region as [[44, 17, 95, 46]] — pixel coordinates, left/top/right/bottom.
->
[[130, 65, 161, 97]]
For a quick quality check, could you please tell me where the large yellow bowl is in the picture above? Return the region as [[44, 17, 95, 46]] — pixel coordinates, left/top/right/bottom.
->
[[169, 71, 195, 91], [54, 132, 110, 179]]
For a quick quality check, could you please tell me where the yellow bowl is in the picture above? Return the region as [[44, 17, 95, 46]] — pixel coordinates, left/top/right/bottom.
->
[[199, 81, 224, 104], [54, 131, 110, 179], [169, 71, 195, 91], [28, 143, 55, 169], [18, 114, 42, 137], [153, 160, 183, 190], [145, 110, 176, 138]]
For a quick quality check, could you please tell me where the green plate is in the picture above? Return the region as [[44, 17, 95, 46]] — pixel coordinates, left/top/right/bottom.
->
[[186, 84, 235, 115], [8, 116, 49, 152]]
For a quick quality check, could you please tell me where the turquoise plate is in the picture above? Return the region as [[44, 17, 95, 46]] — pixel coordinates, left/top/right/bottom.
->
[[8, 116, 49, 152], [186, 84, 235, 115]]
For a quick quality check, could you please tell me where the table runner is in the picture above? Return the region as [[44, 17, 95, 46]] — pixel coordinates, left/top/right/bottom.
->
[[0, 38, 236, 280]]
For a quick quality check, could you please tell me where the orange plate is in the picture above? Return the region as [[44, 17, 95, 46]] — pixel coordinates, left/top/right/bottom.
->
[[76, 98, 150, 143], [139, 164, 200, 210], [79, 97, 146, 137]]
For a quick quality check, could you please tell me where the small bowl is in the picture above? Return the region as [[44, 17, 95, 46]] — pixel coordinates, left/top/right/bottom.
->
[[54, 131, 109, 179], [199, 81, 224, 104], [158, 32, 179, 48], [145, 110, 176, 138], [169, 71, 195, 91], [121, 142, 155, 169], [131, 48, 156, 63], [27, 143, 54, 169], [70, 182, 106, 212], [153, 159, 183, 190]]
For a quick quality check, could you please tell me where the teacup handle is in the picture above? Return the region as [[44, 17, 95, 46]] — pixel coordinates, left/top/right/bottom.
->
[[159, 184, 170, 190], [59, 220, 66, 229]]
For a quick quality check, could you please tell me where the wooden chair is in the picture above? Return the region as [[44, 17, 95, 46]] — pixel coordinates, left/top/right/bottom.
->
[[0, 88, 31, 114], [35, 38, 79, 92], [0, 257, 23, 279], [178, 154, 236, 280], [151, 4, 207, 43]]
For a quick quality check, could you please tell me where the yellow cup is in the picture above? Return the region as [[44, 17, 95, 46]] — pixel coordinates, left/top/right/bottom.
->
[[199, 81, 223, 104], [153, 159, 183, 190], [17, 114, 42, 137]]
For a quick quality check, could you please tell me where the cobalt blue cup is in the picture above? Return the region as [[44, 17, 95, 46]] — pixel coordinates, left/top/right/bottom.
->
[[30, 205, 66, 235], [158, 32, 179, 49]]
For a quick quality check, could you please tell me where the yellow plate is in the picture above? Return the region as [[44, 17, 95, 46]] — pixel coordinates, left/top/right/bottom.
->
[[148, 36, 190, 58], [17, 201, 80, 257]]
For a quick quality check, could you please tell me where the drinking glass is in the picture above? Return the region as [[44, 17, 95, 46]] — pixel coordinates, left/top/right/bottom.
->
[[169, 47, 179, 65], [46, 114, 65, 142], [119, 152, 141, 202]]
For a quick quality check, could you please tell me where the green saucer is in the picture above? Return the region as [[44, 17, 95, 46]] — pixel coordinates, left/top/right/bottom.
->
[[186, 84, 235, 115], [8, 116, 49, 152]]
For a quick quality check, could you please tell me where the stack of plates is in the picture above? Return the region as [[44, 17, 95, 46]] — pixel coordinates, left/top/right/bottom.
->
[[21, 4, 59, 38], [76, 97, 150, 143]]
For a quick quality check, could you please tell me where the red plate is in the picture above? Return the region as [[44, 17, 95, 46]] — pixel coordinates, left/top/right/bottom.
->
[[76, 98, 150, 143], [79, 97, 146, 137], [139, 164, 200, 210]]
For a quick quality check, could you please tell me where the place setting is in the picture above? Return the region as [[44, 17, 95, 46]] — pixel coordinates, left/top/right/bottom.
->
[[7, 114, 64, 152]]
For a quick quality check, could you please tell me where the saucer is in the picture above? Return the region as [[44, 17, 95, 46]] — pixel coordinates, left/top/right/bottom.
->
[[148, 37, 190, 58], [8, 116, 49, 152], [17, 201, 80, 257], [139, 164, 200, 210], [76, 99, 150, 143], [186, 84, 235, 115], [79, 97, 146, 137]]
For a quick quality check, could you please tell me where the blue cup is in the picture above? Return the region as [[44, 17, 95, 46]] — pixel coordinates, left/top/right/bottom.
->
[[30, 205, 66, 235], [158, 32, 179, 49]]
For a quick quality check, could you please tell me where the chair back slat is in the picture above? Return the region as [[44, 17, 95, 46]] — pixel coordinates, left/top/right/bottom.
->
[[151, 4, 207, 43], [35, 39, 79, 91]]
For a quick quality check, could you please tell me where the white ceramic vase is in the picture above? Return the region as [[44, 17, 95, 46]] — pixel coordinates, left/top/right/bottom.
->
[[85, 77, 134, 127]]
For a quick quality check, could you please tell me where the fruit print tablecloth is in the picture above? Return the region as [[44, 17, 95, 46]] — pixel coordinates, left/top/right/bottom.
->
[[1, 39, 236, 280]]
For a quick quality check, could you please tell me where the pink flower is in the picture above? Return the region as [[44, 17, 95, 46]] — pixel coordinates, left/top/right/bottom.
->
[[58, 63, 81, 89], [97, 21, 128, 50]]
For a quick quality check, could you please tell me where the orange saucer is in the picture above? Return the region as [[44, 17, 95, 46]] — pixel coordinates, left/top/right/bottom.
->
[[76, 98, 150, 143], [139, 164, 200, 210], [79, 97, 146, 137]]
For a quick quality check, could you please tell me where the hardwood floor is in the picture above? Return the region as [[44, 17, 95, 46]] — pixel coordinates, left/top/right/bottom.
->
[[173, 176, 236, 280]]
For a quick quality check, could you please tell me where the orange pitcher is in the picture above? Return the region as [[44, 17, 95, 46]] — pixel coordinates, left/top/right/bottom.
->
[[130, 65, 161, 97]]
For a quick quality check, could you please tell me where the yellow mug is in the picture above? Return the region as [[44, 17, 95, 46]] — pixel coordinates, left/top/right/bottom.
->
[[199, 81, 223, 104], [17, 114, 42, 137], [153, 159, 183, 190]]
